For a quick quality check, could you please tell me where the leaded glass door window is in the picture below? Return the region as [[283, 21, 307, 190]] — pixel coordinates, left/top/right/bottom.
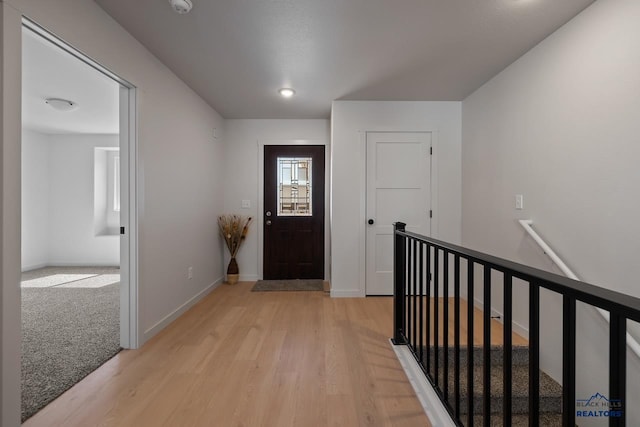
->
[[277, 157, 312, 216]]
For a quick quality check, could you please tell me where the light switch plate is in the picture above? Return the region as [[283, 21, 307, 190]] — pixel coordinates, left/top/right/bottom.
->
[[515, 194, 524, 210]]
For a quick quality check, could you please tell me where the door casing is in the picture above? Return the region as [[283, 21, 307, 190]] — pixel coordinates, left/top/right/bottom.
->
[[263, 145, 325, 279], [22, 18, 140, 349], [257, 139, 330, 281], [358, 130, 438, 297]]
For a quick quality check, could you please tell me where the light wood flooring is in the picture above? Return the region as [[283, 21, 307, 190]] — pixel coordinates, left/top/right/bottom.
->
[[23, 284, 526, 427], [24, 283, 429, 427]]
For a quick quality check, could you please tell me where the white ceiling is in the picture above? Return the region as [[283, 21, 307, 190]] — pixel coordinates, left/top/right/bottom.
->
[[95, 0, 595, 119], [22, 28, 119, 134]]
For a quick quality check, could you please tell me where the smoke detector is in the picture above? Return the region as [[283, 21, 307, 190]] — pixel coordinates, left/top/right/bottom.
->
[[45, 98, 78, 112], [169, 0, 193, 14]]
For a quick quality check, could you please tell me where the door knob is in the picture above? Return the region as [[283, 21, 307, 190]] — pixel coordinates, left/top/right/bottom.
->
[[266, 211, 272, 217], [368, 219, 375, 225], [266, 220, 272, 226]]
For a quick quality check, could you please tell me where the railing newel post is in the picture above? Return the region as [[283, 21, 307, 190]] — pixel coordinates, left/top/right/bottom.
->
[[392, 222, 407, 345]]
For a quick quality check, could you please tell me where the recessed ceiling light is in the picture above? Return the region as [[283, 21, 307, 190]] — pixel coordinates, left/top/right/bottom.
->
[[278, 88, 296, 98], [45, 98, 78, 112]]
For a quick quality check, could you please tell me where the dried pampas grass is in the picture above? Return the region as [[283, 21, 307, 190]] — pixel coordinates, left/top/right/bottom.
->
[[218, 214, 253, 258]]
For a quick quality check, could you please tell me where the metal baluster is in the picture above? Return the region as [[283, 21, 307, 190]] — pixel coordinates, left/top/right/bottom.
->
[[483, 266, 491, 427], [529, 284, 540, 427], [454, 254, 461, 419], [443, 251, 450, 402], [467, 260, 475, 427], [426, 245, 432, 376], [406, 239, 412, 350], [562, 295, 576, 427], [413, 240, 418, 352], [609, 314, 626, 427], [434, 248, 440, 388], [419, 243, 424, 367], [503, 274, 513, 427]]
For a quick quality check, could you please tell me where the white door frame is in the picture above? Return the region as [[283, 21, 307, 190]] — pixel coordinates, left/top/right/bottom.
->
[[257, 139, 330, 281], [118, 85, 139, 349], [22, 19, 140, 349], [359, 130, 438, 297]]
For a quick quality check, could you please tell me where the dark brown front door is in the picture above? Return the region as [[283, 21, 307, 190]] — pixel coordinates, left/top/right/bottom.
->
[[264, 145, 325, 279]]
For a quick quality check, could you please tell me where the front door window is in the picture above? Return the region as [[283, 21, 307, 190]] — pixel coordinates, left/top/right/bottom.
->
[[277, 157, 312, 216]]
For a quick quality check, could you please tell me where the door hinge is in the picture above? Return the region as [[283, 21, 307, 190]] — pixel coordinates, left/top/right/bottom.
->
[[430, 147, 433, 155], [429, 210, 433, 218], [120, 226, 125, 235]]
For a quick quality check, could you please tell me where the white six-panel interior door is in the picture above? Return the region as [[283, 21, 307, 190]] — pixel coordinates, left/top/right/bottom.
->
[[366, 132, 432, 295]]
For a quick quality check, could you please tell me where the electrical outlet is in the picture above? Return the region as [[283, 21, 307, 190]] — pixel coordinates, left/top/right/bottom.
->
[[241, 199, 251, 208], [515, 194, 524, 210], [188, 267, 193, 279]]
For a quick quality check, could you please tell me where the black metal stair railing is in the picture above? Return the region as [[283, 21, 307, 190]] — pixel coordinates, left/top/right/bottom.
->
[[391, 222, 640, 427]]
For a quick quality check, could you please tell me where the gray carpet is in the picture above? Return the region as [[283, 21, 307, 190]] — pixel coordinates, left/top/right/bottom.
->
[[252, 279, 325, 292], [21, 267, 121, 421], [419, 345, 563, 426]]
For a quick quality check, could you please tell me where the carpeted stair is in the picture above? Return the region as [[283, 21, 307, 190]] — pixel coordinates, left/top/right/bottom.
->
[[419, 345, 564, 426]]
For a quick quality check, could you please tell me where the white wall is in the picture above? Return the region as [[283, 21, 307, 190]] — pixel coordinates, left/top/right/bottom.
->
[[462, 0, 640, 424], [223, 119, 330, 280], [46, 134, 120, 267], [331, 101, 462, 297], [2, 0, 226, 423], [22, 132, 121, 270], [22, 132, 122, 270], [21, 129, 49, 270]]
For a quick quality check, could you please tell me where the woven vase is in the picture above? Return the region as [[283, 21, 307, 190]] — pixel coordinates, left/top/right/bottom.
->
[[227, 257, 239, 285]]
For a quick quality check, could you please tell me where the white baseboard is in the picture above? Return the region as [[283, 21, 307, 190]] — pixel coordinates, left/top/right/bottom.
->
[[512, 320, 529, 340], [330, 289, 365, 298], [390, 340, 457, 427], [473, 297, 530, 340], [48, 262, 120, 268], [143, 277, 223, 341], [21, 263, 48, 272], [22, 262, 120, 271]]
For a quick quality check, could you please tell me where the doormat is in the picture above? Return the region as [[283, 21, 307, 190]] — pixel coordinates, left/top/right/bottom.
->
[[251, 279, 324, 292]]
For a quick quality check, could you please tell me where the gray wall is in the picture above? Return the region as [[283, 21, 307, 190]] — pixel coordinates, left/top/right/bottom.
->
[[223, 119, 330, 281], [462, 0, 640, 424], [2, 0, 226, 424], [331, 101, 462, 297]]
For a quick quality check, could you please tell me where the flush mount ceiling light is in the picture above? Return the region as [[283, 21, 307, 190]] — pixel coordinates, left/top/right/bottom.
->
[[278, 88, 296, 98], [169, 0, 193, 14], [45, 98, 78, 112]]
